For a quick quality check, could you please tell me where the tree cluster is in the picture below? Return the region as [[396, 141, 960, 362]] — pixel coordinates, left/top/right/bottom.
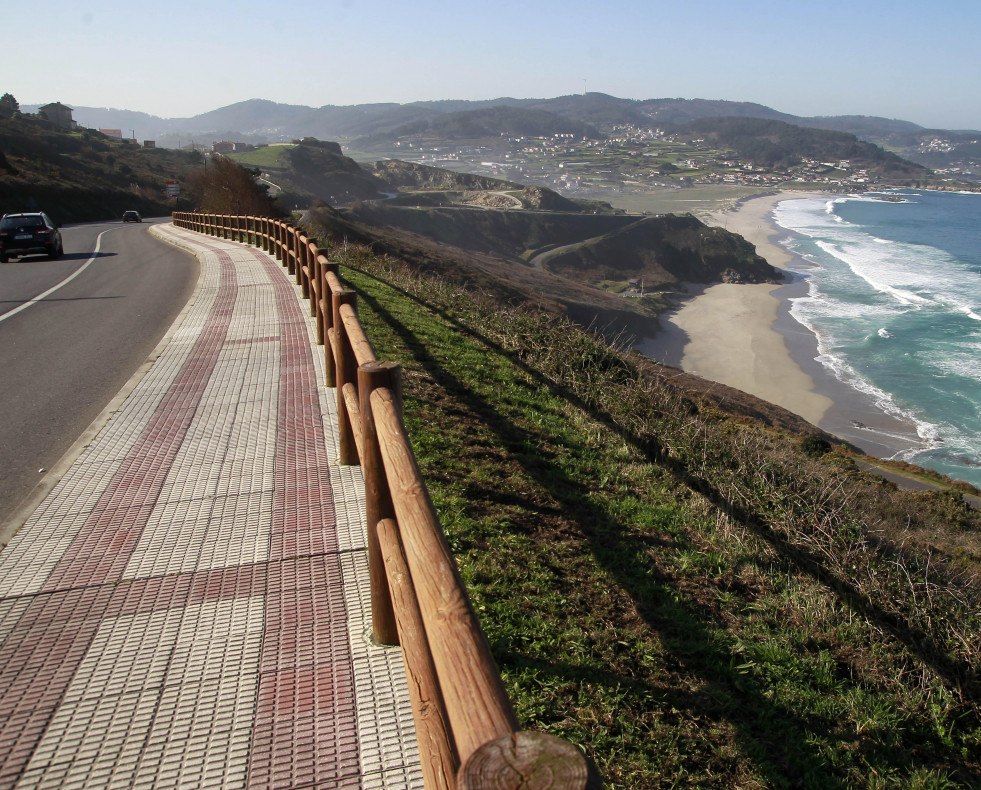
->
[[0, 93, 20, 118], [183, 155, 285, 216]]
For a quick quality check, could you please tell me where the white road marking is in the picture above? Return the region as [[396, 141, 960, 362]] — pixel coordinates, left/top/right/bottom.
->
[[0, 229, 112, 323]]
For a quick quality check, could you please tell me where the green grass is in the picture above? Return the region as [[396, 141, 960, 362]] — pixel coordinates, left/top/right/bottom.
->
[[328, 243, 981, 788], [227, 145, 293, 169]]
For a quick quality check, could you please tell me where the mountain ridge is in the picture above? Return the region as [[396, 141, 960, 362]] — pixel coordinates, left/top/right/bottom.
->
[[27, 94, 979, 156]]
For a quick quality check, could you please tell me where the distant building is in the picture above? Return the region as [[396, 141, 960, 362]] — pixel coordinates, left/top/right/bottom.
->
[[143, 141, 156, 149], [39, 102, 74, 130], [212, 141, 253, 153], [100, 129, 123, 139]]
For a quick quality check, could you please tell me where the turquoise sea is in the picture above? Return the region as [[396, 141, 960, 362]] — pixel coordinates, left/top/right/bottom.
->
[[772, 190, 981, 487]]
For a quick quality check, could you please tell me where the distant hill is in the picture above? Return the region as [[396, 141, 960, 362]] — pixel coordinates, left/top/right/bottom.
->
[[227, 138, 386, 207], [670, 117, 931, 179], [48, 94, 980, 156], [20, 93, 981, 193], [352, 105, 603, 150], [281, 139, 386, 204], [518, 94, 797, 128]]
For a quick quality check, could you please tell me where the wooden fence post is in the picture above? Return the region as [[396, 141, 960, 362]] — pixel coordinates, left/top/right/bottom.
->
[[307, 242, 319, 319], [359, 361, 401, 646], [308, 242, 317, 311], [298, 235, 309, 298], [459, 733, 592, 790], [377, 518, 458, 790], [293, 231, 301, 286], [333, 290, 359, 465], [323, 262, 339, 387]]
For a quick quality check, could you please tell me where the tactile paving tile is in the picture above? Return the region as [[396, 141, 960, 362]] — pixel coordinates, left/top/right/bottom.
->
[[339, 550, 424, 786], [0, 598, 33, 647], [18, 597, 264, 788], [0, 225, 422, 788]]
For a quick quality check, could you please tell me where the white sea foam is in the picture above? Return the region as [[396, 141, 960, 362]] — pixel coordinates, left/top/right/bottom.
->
[[773, 191, 981, 483], [811, 341, 941, 445], [777, 197, 981, 315], [928, 348, 981, 381]]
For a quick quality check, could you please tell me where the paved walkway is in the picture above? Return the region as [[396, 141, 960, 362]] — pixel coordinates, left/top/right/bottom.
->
[[0, 224, 423, 789]]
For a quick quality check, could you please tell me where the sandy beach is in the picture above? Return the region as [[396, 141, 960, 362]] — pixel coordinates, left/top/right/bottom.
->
[[637, 190, 925, 458]]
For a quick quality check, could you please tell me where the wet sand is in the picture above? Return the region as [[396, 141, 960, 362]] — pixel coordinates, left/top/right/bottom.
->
[[637, 190, 925, 458]]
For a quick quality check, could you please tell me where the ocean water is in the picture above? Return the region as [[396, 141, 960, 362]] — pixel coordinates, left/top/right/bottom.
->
[[772, 189, 981, 486]]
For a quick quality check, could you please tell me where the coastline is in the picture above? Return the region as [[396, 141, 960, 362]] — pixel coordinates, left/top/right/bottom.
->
[[637, 190, 925, 459]]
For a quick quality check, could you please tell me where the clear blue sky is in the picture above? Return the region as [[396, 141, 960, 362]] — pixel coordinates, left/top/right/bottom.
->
[[7, 0, 981, 129]]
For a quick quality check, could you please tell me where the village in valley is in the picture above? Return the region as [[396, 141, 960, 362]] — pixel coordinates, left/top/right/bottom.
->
[[368, 123, 958, 197]]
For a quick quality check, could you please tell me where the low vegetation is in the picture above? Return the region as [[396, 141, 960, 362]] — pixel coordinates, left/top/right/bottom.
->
[[183, 154, 285, 216], [321, 237, 981, 789], [0, 111, 200, 222]]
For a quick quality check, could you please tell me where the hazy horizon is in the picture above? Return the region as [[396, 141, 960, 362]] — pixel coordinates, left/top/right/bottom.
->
[[8, 0, 981, 131], [20, 93, 981, 133]]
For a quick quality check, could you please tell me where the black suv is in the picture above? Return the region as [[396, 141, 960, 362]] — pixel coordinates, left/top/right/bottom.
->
[[0, 212, 63, 262]]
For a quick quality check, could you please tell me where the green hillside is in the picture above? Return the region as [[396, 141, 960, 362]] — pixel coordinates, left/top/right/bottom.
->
[[228, 138, 386, 208], [0, 113, 200, 222], [224, 144, 293, 169], [325, 241, 981, 789]]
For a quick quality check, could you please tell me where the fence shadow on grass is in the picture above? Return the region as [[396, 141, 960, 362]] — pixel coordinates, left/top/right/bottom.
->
[[351, 275, 859, 787]]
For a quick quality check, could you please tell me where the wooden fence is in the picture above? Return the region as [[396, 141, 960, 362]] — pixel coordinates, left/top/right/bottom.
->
[[171, 212, 598, 790]]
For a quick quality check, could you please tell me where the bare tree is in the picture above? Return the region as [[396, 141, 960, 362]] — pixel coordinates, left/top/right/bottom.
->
[[184, 155, 285, 216]]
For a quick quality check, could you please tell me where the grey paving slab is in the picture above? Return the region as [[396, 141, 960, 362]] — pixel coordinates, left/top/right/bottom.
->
[[0, 223, 423, 789]]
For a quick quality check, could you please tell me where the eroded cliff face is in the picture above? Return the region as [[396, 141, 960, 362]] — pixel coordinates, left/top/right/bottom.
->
[[368, 159, 520, 192], [284, 143, 385, 204], [344, 200, 776, 292], [542, 213, 777, 287]]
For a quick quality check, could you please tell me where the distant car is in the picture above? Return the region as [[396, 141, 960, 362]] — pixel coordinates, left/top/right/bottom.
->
[[122, 210, 142, 223], [0, 212, 63, 262]]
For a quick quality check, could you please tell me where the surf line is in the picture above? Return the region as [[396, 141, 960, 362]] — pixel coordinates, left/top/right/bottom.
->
[[0, 230, 111, 324]]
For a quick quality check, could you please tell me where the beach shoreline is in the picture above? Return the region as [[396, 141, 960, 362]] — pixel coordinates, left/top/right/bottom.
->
[[636, 190, 925, 459]]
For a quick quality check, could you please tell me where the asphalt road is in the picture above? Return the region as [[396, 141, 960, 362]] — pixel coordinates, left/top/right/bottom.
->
[[0, 218, 199, 529]]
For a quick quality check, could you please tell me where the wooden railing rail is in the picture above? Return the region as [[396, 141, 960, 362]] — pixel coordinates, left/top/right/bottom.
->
[[170, 211, 596, 790]]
